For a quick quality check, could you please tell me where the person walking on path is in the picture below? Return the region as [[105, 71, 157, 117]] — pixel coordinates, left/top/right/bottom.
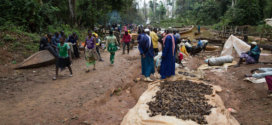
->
[[150, 28, 159, 56], [93, 31, 104, 61], [106, 30, 119, 65], [160, 30, 177, 79], [53, 36, 73, 80], [197, 25, 201, 34], [122, 31, 131, 54], [138, 29, 155, 82], [84, 32, 98, 72]]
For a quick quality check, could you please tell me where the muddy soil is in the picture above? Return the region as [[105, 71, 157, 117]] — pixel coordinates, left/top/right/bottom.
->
[[0, 49, 148, 125], [186, 49, 272, 125], [1, 41, 272, 125]]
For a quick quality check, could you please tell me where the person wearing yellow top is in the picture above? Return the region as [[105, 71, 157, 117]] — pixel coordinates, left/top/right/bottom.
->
[[180, 44, 189, 56], [92, 31, 103, 61], [150, 28, 159, 56]]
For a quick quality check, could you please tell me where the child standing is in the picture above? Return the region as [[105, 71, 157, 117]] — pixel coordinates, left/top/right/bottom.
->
[[53, 36, 73, 80]]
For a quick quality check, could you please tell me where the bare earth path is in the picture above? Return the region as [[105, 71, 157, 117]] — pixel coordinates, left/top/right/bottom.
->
[[1, 47, 272, 125], [0, 49, 143, 125]]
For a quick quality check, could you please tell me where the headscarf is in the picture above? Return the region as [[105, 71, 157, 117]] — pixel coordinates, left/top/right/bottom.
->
[[163, 34, 175, 55]]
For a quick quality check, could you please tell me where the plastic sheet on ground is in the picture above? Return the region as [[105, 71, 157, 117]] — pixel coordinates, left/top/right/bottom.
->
[[221, 35, 250, 57], [198, 61, 237, 71], [121, 78, 239, 125], [244, 77, 266, 84]]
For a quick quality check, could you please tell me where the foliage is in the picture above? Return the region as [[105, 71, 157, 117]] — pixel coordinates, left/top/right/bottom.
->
[[0, 0, 141, 32], [171, 0, 272, 26]]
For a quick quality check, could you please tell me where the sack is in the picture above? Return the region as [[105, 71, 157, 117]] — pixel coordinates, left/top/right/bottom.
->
[[207, 56, 233, 66]]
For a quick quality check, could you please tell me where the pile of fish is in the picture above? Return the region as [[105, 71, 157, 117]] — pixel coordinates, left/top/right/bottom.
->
[[147, 80, 213, 124]]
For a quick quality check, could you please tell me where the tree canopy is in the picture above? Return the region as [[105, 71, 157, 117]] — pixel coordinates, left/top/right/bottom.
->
[[0, 0, 143, 32]]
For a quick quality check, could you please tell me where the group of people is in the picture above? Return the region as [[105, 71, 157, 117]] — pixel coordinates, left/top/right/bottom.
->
[[235, 42, 272, 96], [39, 32, 76, 80], [137, 28, 181, 81], [39, 26, 270, 97]]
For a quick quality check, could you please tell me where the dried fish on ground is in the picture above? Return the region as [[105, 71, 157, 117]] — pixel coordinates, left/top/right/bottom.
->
[[147, 80, 213, 124]]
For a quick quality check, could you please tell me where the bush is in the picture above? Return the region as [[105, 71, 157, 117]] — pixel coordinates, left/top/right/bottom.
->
[[3, 34, 16, 42]]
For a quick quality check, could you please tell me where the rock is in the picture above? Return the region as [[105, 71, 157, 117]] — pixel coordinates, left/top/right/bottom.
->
[[228, 108, 238, 113], [70, 115, 79, 120], [82, 121, 92, 125]]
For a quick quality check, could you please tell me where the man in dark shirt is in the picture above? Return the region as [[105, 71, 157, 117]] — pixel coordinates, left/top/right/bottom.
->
[[39, 33, 58, 58], [68, 32, 80, 58]]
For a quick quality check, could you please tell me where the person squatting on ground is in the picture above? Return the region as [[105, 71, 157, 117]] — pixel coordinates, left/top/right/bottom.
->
[[53, 36, 73, 80], [138, 28, 155, 82], [122, 31, 131, 54], [245, 68, 272, 97], [236, 42, 261, 67], [84, 32, 98, 72], [68, 32, 80, 58], [150, 28, 159, 56], [160, 30, 177, 79], [106, 30, 118, 65]]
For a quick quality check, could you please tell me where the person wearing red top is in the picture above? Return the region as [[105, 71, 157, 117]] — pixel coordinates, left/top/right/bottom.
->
[[122, 31, 131, 54]]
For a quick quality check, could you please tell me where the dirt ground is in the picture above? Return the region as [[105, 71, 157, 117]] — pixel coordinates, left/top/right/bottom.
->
[[1, 42, 272, 125], [186, 49, 272, 125], [0, 49, 149, 125]]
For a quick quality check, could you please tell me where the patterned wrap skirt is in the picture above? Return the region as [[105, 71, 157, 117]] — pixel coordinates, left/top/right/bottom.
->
[[85, 47, 98, 65]]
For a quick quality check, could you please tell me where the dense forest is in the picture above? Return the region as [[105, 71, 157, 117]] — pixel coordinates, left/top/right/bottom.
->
[[0, 0, 143, 32], [1, 0, 271, 32], [146, 0, 272, 27]]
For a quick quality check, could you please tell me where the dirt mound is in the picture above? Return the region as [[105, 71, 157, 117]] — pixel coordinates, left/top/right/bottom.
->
[[147, 80, 213, 124]]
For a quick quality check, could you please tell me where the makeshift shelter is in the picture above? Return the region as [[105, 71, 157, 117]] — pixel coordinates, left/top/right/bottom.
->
[[221, 35, 250, 56]]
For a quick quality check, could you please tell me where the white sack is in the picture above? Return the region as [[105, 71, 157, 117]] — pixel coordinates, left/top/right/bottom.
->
[[207, 56, 233, 66]]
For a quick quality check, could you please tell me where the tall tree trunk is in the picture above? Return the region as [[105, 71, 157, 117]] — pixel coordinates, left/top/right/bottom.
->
[[68, 0, 75, 25], [232, 0, 235, 8], [153, 0, 156, 20], [72, 0, 77, 26]]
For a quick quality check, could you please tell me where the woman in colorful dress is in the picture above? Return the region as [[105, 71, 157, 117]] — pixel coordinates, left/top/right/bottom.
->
[[53, 36, 73, 80], [106, 30, 118, 65], [84, 32, 97, 72]]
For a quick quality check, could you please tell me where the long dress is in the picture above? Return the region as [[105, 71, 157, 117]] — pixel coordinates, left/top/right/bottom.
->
[[106, 35, 118, 64], [138, 33, 155, 77], [160, 34, 177, 79], [85, 36, 97, 66]]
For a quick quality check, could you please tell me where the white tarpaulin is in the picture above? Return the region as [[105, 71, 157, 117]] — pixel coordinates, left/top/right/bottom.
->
[[265, 18, 272, 27], [221, 35, 250, 56]]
